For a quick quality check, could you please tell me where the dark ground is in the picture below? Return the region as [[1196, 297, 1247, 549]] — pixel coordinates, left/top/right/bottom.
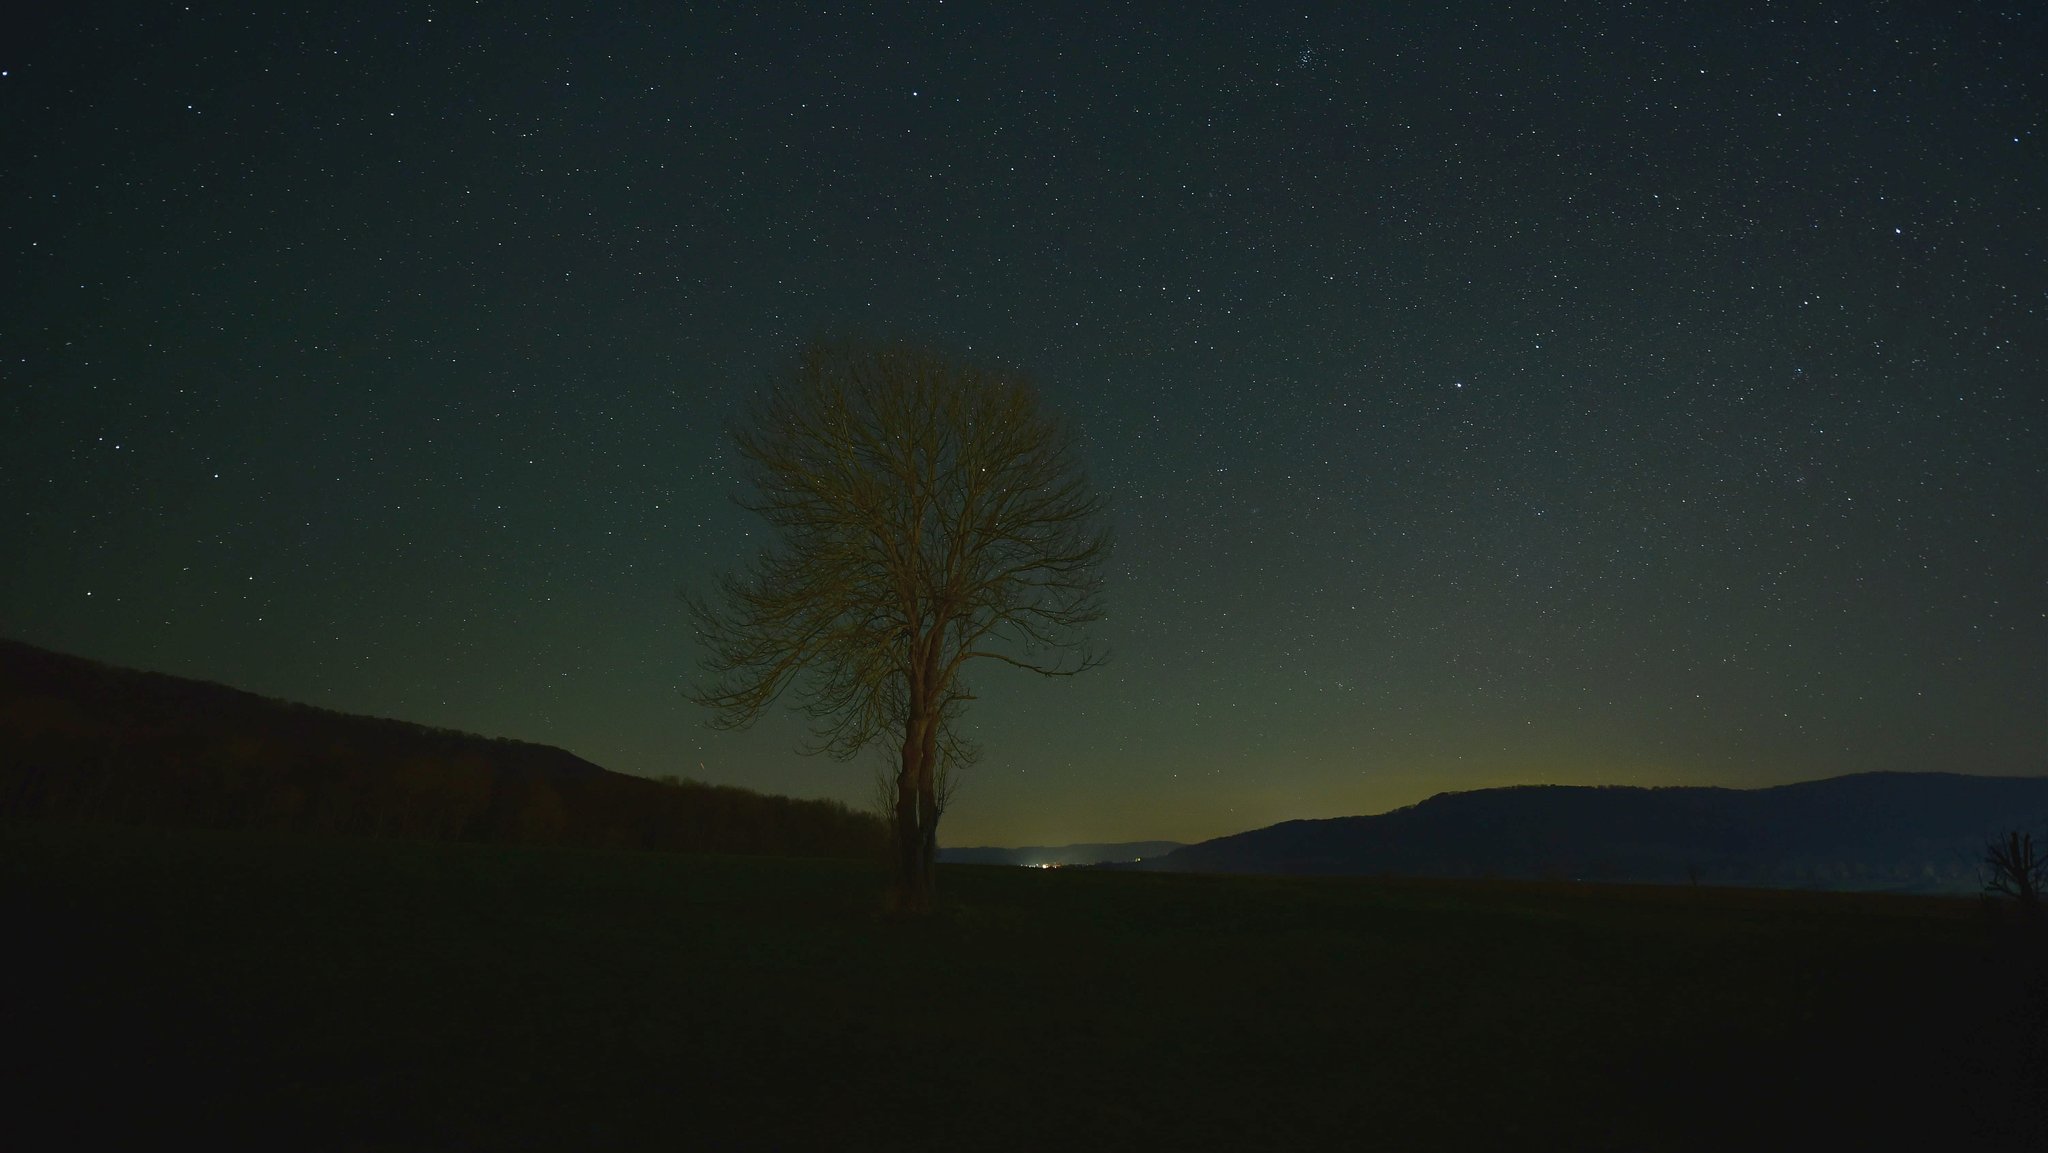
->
[[4, 824, 2042, 1151]]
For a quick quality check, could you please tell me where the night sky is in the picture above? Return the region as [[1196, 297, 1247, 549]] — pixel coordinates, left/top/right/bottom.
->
[[4, 3, 2042, 846]]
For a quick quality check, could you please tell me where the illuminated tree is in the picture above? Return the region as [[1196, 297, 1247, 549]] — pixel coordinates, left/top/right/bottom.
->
[[689, 339, 1109, 912]]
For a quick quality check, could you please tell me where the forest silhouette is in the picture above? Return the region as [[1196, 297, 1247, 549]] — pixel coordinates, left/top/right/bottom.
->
[[0, 638, 884, 860]]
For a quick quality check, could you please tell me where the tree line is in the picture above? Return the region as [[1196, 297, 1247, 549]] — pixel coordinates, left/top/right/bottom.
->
[[0, 638, 886, 860]]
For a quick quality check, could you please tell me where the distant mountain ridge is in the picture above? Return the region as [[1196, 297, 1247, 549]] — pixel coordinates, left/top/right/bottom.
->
[[0, 638, 886, 859], [1129, 773, 2048, 893], [938, 840, 1183, 867]]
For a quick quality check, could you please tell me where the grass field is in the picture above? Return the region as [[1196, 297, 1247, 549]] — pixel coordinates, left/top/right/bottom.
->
[[5, 824, 2042, 1151]]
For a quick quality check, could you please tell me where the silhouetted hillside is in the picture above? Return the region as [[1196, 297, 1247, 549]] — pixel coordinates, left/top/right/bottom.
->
[[0, 639, 886, 859], [1132, 774, 2048, 893], [937, 840, 1182, 867]]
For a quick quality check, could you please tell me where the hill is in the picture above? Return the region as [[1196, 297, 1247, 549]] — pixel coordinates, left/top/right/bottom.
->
[[1131, 773, 2048, 892], [937, 840, 1183, 867], [0, 638, 885, 859]]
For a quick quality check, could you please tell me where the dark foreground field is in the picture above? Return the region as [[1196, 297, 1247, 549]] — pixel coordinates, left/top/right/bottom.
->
[[5, 825, 2043, 1151]]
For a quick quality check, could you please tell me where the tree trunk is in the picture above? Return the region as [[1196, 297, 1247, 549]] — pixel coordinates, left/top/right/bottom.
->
[[894, 710, 934, 913], [893, 767, 925, 913], [888, 696, 950, 915], [917, 712, 941, 902]]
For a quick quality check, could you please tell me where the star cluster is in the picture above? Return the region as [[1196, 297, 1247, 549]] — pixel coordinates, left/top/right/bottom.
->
[[3, 3, 2040, 844]]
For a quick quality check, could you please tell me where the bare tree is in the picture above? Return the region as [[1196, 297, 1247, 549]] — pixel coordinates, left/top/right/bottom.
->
[[689, 339, 1109, 912], [1984, 829, 2046, 911]]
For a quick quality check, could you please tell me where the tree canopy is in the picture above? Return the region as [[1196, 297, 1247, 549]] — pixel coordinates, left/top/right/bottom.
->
[[690, 339, 1108, 910]]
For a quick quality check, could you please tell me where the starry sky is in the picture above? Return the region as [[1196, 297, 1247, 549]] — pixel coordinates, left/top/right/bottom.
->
[[4, 2, 2042, 847]]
